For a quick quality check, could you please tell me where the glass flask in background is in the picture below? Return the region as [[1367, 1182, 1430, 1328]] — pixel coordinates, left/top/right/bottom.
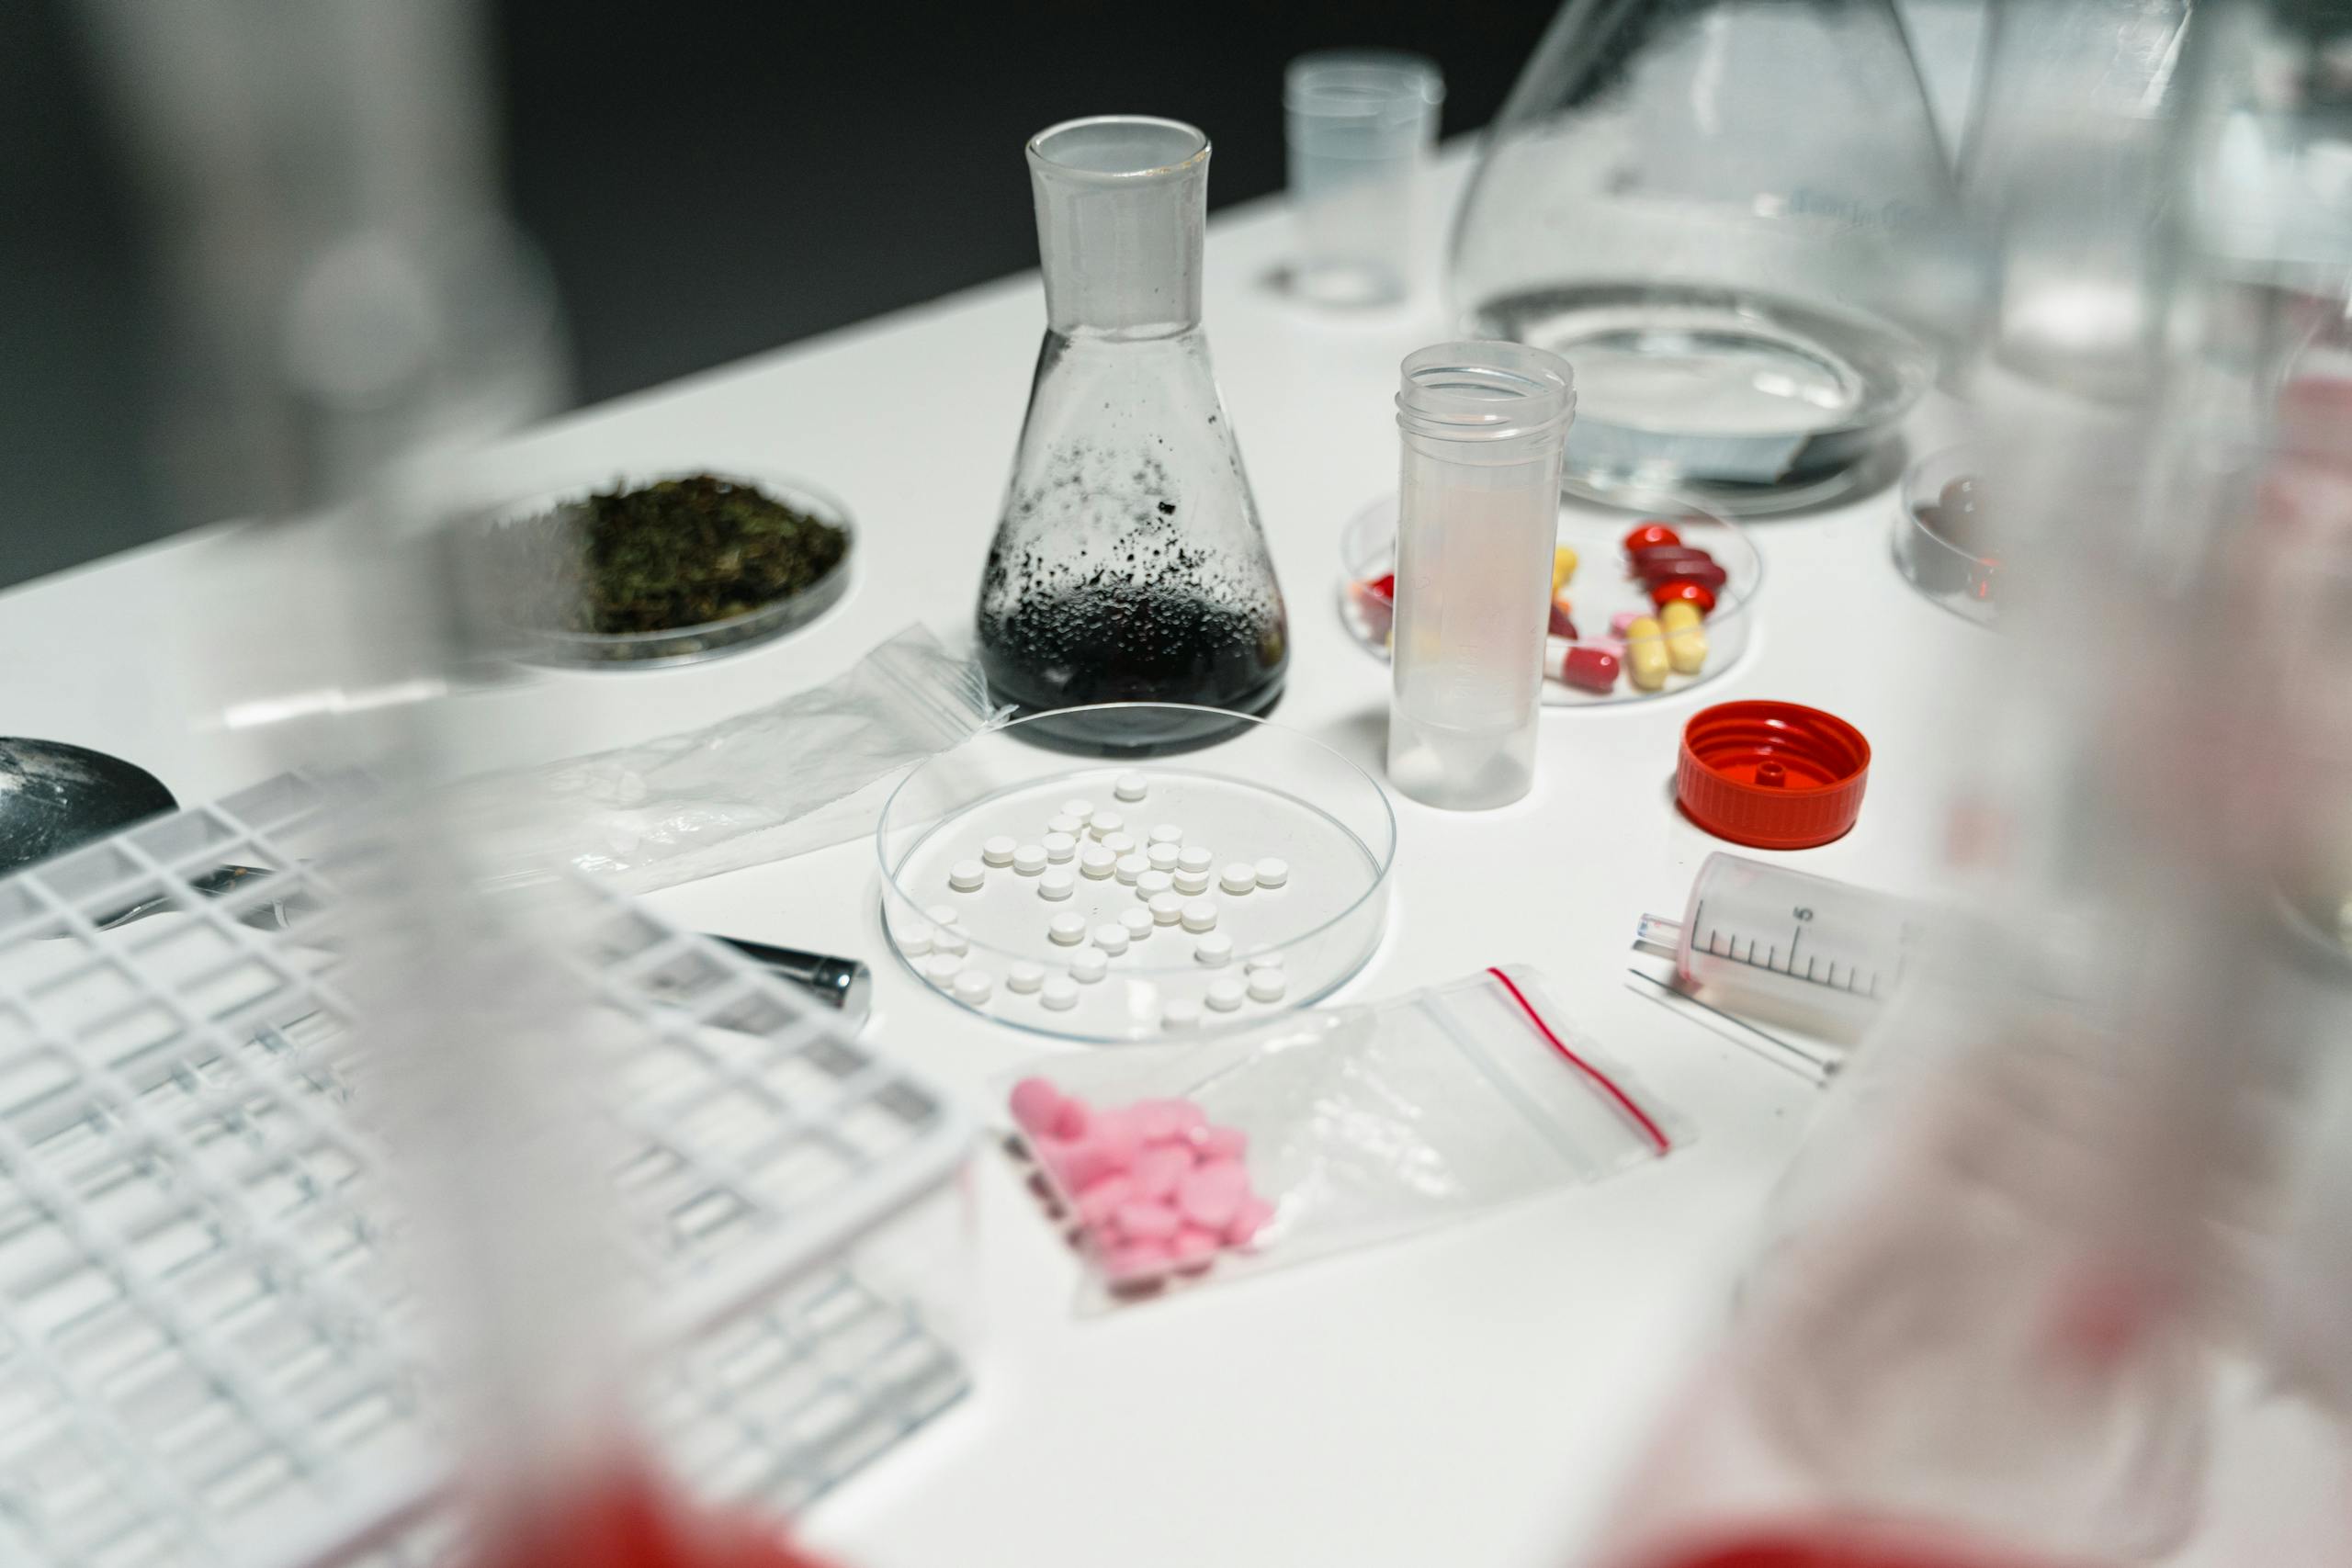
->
[[1958, 0, 2195, 403], [977, 116, 1289, 754], [1449, 0, 1976, 514]]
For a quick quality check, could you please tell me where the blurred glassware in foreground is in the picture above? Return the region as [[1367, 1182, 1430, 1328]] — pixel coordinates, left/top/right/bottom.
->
[[2162, 0, 2352, 459], [977, 116, 1289, 754], [75, 0, 568, 766], [1450, 0, 1977, 514], [1283, 51, 1444, 309], [73, 0, 564, 526], [1574, 418, 2352, 1568], [64, 5, 860, 1563], [1958, 0, 2196, 404], [1569, 8, 2352, 1559]]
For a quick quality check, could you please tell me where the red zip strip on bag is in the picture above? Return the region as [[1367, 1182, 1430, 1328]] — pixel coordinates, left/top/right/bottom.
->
[[1487, 966, 1672, 1155]]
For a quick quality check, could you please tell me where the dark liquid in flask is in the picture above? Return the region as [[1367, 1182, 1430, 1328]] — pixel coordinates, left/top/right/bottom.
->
[[978, 574, 1286, 755]]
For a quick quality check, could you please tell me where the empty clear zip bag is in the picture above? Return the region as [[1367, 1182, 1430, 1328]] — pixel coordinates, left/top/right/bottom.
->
[[1001, 964, 1685, 1307]]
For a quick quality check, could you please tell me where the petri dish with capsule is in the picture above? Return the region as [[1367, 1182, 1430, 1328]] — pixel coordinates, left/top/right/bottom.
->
[[877, 705, 1394, 1041], [1337, 487, 1760, 705], [1895, 443, 2006, 626]]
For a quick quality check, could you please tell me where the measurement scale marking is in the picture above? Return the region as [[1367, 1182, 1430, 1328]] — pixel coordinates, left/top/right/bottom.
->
[[1704, 931, 1879, 998]]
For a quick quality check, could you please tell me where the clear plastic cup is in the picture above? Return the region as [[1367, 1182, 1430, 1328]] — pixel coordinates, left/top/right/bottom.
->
[[1284, 51, 1443, 309]]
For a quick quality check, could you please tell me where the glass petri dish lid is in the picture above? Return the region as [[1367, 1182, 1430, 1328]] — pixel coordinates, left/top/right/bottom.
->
[[1337, 488, 1761, 705], [877, 705, 1395, 1043], [469, 468, 855, 668]]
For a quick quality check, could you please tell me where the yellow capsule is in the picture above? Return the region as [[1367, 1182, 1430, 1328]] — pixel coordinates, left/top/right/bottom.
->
[[1552, 545, 1578, 592], [1625, 615, 1669, 691], [1660, 599, 1708, 674]]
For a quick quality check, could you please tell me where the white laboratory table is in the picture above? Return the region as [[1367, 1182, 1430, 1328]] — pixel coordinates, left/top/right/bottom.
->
[[0, 155, 1991, 1567]]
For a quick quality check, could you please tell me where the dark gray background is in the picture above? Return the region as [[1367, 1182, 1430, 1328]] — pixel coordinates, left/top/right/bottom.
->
[[0, 0, 1551, 591]]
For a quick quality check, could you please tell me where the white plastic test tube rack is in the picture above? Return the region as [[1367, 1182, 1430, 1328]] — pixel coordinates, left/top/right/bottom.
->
[[0, 775, 970, 1568]]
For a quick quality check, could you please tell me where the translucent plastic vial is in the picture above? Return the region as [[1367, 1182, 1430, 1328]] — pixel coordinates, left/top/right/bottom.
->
[[1386, 341, 1575, 808]]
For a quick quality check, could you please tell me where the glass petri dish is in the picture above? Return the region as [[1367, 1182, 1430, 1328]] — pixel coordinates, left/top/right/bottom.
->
[[1895, 444, 2004, 626], [472, 469, 855, 668], [1335, 489, 1759, 705], [876, 705, 1395, 1043], [1476, 287, 1936, 517]]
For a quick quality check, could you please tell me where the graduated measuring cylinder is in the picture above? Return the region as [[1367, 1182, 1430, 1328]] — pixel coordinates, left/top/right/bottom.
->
[[1636, 852, 1928, 1041]]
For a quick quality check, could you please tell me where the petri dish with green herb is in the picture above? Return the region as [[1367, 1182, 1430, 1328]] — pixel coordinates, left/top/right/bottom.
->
[[480, 470, 855, 667]]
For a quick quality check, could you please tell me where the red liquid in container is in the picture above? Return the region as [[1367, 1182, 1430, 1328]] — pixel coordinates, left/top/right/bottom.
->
[[1636, 1524, 2080, 1568], [473, 1463, 837, 1568]]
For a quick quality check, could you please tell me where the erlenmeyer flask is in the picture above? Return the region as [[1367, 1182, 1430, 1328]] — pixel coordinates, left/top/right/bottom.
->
[[977, 116, 1288, 754], [1450, 0, 1978, 513]]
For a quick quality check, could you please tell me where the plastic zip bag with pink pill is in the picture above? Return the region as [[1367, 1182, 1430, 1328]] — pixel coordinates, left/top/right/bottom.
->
[[1001, 964, 1687, 1306]]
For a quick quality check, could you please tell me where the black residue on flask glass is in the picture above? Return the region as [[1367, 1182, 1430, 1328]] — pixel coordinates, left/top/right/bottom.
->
[[978, 444, 1285, 754]]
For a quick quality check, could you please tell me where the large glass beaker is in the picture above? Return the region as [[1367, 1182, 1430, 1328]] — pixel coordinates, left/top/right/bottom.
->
[[977, 116, 1288, 754], [1450, 0, 1978, 513]]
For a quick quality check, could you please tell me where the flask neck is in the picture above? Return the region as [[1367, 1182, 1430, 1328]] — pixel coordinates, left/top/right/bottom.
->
[[1028, 117, 1208, 337]]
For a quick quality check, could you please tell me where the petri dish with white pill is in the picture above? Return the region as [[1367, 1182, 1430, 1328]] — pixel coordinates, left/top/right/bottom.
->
[[876, 703, 1395, 1040]]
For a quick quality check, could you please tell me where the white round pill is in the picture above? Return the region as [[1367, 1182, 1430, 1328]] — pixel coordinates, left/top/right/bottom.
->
[[1148, 891, 1185, 925], [1042, 832, 1076, 863], [1089, 810, 1125, 840], [1091, 923, 1129, 955], [1146, 843, 1181, 872], [923, 953, 963, 981], [1219, 863, 1257, 896], [1115, 771, 1148, 802], [1194, 932, 1234, 966], [982, 836, 1017, 867], [933, 927, 970, 956], [1041, 976, 1080, 1010], [1080, 844, 1116, 879], [1007, 961, 1046, 994], [1114, 853, 1148, 885], [1048, 813, 1082, 837], [1148, 823, 1184, 846], [1102, 831, 1137, 856], [1162, 998, 1203, 1031], [1070, 947, 1108, 983], [1205, 978, 1246, 1012], [1178, 846, 1214, 874], [1048, 912, 1088, 945], [894, 925, 933, 957], [924, 904, 959, 927], [1173, 869, 1211, 896], [953, 969, 995, 1004], [1248, 968, 1288, 1003], [1254, 856, 1290, 889], [949, 860, 985, 892], [1137, 869, 1174, 897], [1012, 842, 1047, 874], [1120, 908, 1154, 942], [1246, 951, 1285, 973], [1040, 868, 1076, 901], [1180, 898, 1217, 933], [1061, 798, 1094, 821]]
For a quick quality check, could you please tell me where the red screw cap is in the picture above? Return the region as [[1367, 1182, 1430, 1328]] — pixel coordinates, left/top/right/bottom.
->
[[1677, 700, 1871, 849]]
